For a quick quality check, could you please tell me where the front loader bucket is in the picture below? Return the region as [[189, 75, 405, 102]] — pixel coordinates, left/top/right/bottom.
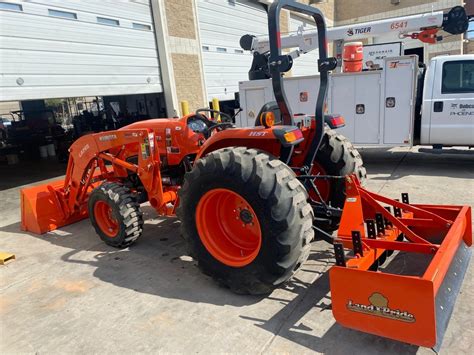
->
[[329, 177, 472, 349], [21, 180, 87, 234]]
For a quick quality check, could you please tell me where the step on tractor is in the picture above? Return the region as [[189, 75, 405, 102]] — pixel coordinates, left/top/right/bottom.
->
[[21, 0, 471, 350]]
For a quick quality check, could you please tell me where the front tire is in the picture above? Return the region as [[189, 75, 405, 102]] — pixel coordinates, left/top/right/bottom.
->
[[177, 147, 314, 295], [88, 182, 143, 248]]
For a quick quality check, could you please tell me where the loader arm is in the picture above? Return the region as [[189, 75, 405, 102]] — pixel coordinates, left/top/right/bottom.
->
[[63, 129, 160, 213], [21, 129, 168, 234]]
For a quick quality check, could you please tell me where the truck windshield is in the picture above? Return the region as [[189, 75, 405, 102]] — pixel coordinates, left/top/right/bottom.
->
[[442, 60, 474, 94]]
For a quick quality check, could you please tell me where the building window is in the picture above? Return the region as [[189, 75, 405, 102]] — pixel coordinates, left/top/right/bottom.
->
[[234, 49, 244, 54], [48, 9, 77, 19], [97, 17, 120, 26], [0, 2, 23, 11], [133, 23, 151, 31], [202, 46, 210, 51], [216, 47, 227, 53], [468, 22, 473, 39], [442, 60, 474, 94]]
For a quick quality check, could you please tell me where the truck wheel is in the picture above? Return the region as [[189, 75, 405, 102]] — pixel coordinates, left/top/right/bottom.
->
[[177, 147, 314, 295], [312, 130, 366, 233], [88, 182, 143, 248]]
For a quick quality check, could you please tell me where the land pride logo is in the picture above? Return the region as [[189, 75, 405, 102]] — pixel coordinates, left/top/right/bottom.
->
[[346, 293, 415, 323]]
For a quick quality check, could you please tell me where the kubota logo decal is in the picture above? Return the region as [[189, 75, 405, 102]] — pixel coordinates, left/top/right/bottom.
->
[[99, 134, 117, 142], [346, 293, 415, 323]]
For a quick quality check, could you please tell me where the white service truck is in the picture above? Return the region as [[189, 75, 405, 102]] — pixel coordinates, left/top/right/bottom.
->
[[237, 54, 474, 147], [236, 5, 473, 148]]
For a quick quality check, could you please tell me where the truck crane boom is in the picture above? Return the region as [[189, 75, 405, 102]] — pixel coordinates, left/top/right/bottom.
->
[[240, 6, 468, 79]]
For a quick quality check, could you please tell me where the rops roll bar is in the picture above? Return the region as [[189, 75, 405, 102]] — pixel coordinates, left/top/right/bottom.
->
[[267, 0, 337, 171]]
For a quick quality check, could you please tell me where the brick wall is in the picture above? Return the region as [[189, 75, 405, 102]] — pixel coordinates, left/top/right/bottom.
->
[[280, 9, 289, 32], [311, 0, 335, 23], [465, 0, 474, 15], [295, 0, 335, 23], [164, 0, 196, 39], [334, 0, 464, 25], [162, 0, 206, 114], [427, 49, 459, 60], [290, 0, 335, 56], [171, 53, 205, 113], [465, 41, 474, 54], [336, 0, 434, 22]]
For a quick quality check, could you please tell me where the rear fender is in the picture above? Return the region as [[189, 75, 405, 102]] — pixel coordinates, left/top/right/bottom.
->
[[196, 126, 298, 160]]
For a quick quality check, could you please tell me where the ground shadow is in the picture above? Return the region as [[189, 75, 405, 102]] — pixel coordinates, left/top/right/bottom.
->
[[240, 270, 420, 354], [2, 215, 423, 353], [0, 210, 264, 307]]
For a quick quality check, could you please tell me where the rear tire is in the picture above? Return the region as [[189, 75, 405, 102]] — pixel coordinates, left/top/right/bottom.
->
[[88, 182, 143, 248], [314, 129, 366, 233], [177, 147, 314, 295]]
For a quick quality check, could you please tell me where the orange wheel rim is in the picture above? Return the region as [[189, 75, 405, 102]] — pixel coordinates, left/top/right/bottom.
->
[[94, 200, 119, 237], [195, 188, 262, 267]]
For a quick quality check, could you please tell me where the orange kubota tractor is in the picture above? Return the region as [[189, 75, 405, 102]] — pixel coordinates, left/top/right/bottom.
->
[[21, 0, 471, 350]]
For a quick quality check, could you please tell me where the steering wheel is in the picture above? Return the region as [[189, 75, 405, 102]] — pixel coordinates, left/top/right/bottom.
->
[[207, 122, 234, 135], [195, 108, 233, 123], [193, 108, 234, 138]]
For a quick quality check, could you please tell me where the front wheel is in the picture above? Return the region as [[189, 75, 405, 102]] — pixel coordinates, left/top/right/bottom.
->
[[88, 182, 143, 248], [177, 147, 314, 295]]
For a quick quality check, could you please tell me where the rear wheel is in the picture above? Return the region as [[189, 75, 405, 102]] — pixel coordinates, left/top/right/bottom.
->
[[312, 129, 366, 233], [195, 188, 262, 267], [88, 182, 143, 248], [177, 147, 314, 295]]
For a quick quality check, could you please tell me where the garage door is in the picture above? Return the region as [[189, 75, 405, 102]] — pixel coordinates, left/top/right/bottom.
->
[[0, 0, 162, 101], [289, 15, 319, 77], [198, 0, 268, 101]]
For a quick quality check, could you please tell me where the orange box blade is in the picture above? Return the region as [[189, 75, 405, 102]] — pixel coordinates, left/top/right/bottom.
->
[[330, 266, 437, 347]]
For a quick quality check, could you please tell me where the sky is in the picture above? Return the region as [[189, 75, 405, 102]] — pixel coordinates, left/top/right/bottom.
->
[[469, 22, 474, 39]]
